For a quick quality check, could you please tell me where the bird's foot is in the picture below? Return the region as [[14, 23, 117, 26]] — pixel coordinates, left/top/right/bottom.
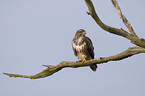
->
[[82, 58, 86, 62]]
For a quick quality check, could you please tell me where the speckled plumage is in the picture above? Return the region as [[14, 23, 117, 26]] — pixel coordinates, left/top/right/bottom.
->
[[72, 29, 97, 71]]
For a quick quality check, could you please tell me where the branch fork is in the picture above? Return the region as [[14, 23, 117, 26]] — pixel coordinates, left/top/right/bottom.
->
[[3, 0, 145, 79]]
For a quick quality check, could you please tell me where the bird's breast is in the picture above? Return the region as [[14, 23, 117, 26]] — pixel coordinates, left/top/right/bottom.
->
[[72, 42, 86, 53]]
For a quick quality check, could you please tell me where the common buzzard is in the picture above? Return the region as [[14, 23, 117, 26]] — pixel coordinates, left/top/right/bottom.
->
[[72, 29, 97, 71]]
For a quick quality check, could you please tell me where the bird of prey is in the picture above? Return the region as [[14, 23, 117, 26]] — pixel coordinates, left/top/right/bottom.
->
[[72, 29, 97, 71]]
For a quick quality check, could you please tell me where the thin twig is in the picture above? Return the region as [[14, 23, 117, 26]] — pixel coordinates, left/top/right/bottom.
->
[[3, 0, 145, 79], [111, 0, 138, 37], [85, 0, 145, 48]]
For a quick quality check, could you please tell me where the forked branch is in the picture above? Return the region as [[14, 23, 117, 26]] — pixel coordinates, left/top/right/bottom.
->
[[3, 46, 145, 79], [85, 0, 145, 48], [111, 0, 137, 37], [3, 0, 145, 79]]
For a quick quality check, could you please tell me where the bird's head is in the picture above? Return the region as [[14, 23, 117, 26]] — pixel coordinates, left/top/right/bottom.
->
[[75, 29, 86, 38]]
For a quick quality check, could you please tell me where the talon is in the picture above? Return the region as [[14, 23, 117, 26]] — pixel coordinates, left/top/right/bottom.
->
[[82, 58, 86, 62]]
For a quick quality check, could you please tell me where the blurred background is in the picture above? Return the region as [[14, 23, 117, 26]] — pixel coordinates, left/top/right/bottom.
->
[[0, 0, 145, 96]]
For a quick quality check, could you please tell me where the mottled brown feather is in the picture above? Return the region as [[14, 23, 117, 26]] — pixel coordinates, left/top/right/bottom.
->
[[72, 29, 97, 71]]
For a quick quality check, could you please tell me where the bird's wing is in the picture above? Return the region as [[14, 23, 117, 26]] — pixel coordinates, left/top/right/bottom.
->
[[84, 36, 94, 59], [72, 41, 78, 56]]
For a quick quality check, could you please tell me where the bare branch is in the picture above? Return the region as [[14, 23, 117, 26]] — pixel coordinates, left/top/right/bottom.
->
[[3, 0, 145, 79], [85, 0, 145, 48], [111, 0, 137, 37], [3, 46, 145, 79]]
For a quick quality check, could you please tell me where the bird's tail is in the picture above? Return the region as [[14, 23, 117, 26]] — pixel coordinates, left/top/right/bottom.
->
[[90, 64, 97, 72]]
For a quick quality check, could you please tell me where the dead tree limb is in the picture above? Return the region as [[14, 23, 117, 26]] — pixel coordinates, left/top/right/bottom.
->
[[85, 0, 145, 48], [111, 0, 137, 37], [3, 0, 145, 79], [3, 46, 145, 79]]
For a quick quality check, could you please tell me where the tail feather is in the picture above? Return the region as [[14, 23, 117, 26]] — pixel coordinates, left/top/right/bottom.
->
[[90, 64, 97, 71]]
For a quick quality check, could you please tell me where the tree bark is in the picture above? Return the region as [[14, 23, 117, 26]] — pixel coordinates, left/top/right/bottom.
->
[[3, 46, 145, 79], [3, 0, 145, 79]]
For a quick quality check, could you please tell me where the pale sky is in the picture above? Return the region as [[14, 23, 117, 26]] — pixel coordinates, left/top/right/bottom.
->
[[1, 0, 145, 96]]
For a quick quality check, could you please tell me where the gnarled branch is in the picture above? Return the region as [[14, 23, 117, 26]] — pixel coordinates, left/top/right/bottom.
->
[[85, 0, 145, 48], [111, 0, 137, 37], [3, 0, 145, 79], [3, 46, 145, 79]]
